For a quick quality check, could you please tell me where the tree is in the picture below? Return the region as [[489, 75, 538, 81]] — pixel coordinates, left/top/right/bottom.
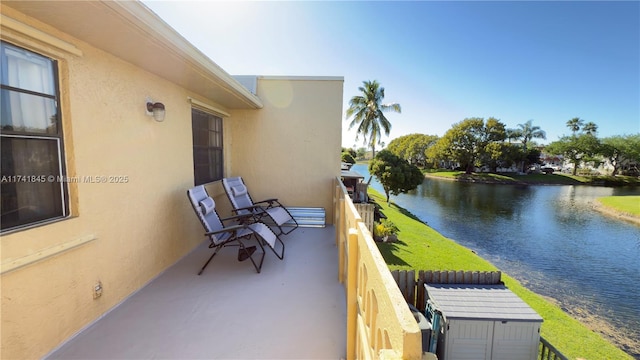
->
[[342, 147, 356, 158], [341, 152, 355, 165], [505, 128, 523, 143], [516, 120, 546, 150], [368, 150, 423, 204], [546, 134, 601, 175], [387, 133, 439, 167], [583, 122, 598, 136], [430, 117, 506, 174], [566, 117, 585, 135], [514, 120, 546, 172], [345, 80, 401, 158], [600, 134, 640, 175]]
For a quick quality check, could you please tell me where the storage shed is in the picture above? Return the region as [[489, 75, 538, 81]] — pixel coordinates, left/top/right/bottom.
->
[[424, 284, 543, 360]]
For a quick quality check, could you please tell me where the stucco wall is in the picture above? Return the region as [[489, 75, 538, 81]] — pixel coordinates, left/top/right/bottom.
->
[[0, 8, 206, 359], [1, 7, 343, 360], [228, 76, 343, 222]]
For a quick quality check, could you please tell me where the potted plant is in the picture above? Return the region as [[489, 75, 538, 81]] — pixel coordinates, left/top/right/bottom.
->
[[373, 219, 399, 243]]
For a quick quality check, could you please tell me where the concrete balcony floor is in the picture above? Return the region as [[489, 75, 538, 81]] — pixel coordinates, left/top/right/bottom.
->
[[48, 226, 346, 359]]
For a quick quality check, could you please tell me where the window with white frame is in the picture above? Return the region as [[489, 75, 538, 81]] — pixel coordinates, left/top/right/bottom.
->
[[191, 108, 223, 185], [0, 41, 68, 232]]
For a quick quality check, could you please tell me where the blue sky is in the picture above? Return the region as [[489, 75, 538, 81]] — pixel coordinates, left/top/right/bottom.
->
[[142, 1, 640, 148]]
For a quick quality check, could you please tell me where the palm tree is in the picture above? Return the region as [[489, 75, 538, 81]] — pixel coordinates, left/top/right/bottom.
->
[[583, 121, 598, 136], [505, 128, 523, 143], [566, 117, 584, 136], [517, 120, 546, 150], [514, 120, 546, 172], [345, 80, 401, 158]]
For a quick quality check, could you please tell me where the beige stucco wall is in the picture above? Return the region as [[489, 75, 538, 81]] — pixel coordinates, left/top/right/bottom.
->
[[1, 7, 343, 360], [228, 76, 343, 222], [0, 7, 205, 359]]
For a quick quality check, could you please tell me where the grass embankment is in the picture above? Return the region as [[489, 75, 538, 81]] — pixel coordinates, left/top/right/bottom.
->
[[369, 189, 632, 360], [595, 195, 640, 225], [425, 170, 640, 187], [597, 196, 640, 216]]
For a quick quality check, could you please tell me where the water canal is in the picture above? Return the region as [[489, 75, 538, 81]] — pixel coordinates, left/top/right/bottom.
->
[[351, 164, 640, 357]]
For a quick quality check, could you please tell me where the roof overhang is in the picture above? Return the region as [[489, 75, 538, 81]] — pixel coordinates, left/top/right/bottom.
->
[[2, 0, 263, 110]]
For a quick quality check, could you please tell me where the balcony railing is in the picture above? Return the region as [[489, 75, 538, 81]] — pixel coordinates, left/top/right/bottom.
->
[[539, 336, 569, 360], [333, 179, 570, 360], [333, 177, 424, 359]]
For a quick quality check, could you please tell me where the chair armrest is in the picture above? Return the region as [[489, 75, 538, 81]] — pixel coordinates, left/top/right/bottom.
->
[[220, 212, 256, 223], [205, 224, 246, 236], [231, 205, 262, 214], [254, 198, 281, 207]]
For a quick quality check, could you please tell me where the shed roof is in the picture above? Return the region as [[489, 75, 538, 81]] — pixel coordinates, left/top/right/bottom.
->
[[340, 170, 365, 180], [425, 284, 543, 322]]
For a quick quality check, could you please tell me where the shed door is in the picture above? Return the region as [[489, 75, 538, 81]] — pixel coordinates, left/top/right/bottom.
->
[[445, 320, 493, 360], [491, 321, 540, 360]]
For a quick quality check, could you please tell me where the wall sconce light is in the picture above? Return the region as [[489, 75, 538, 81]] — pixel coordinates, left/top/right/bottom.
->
[[145, 98, 166, 122]]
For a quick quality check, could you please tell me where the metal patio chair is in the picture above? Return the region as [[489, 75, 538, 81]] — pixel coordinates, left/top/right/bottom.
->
[[222, 177, 298, 236], [187, 185, 285, 274]]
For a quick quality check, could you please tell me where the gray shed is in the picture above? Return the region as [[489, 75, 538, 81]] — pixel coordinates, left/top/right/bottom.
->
[[425, 284, 543, 360]]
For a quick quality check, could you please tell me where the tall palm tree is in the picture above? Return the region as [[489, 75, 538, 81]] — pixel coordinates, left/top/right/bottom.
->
[[505, 128, 523, 143], [346, 80, 401, 158], [583, 121, 598, 136], [515, 120, 546, 172], [566, 117, 584, 136], [517, 119, 546, 150]]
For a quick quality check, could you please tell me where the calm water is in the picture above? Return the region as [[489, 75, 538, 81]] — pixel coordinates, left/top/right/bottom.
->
[[352, 164, 640, 352]]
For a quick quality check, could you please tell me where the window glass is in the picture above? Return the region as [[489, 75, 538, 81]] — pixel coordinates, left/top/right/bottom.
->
[[1, 89, 57, 134], [1, 45, 56, 95], [1, 137, 64, 229], [192, 108, 223, 185], [0, 41, 67, 232]]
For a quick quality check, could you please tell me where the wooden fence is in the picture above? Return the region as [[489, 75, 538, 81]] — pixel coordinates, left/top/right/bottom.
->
[[391, 269, 502, 311], [354, 203, 375, 234]]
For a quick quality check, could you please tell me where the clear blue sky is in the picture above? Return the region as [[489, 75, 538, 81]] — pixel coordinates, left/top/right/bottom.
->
[[143, 0, 640, 148]]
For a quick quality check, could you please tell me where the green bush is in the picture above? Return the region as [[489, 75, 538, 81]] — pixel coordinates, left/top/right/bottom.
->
[[374, 219, 399, 240], [341, 152, 356, 164]]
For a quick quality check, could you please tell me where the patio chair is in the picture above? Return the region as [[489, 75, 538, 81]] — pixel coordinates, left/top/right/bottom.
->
[[222, 177, 298, 236], [187, 185, 285, 275]]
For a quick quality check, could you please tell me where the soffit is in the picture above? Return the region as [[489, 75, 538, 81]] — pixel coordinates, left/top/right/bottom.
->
[[2, 1, 263, 110]]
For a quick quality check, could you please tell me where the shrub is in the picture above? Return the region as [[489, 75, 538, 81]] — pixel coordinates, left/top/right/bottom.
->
[[373, 219, 399, 242], [341, 152, 356, 165]]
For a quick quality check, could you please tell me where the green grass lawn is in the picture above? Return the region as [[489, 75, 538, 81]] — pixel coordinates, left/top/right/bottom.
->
[[597, 195, 640, 216], [369, 189, 632, 360], [425, 170, 640, 187]]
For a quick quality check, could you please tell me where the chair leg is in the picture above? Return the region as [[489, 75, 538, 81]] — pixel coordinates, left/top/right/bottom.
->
[[266, 236, 285, 260], [198, 243, 224, 275], [279, 224, 297, 236], [240, 236, 265, 273]]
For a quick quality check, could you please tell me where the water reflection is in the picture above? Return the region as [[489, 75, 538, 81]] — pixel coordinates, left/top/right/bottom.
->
[[352, 164, 640, 352]]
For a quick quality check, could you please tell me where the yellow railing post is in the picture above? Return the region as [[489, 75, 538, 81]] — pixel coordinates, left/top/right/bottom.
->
[[338, 196, 345, 283], [334, 181, 341, 247], [346, 228, 359, 360]]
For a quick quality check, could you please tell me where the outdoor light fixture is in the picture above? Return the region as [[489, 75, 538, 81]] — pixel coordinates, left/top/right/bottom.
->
[[145, 98, 166, 122]]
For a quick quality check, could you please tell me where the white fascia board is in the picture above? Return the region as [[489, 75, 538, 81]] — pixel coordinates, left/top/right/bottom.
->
[[106, 1, 263, 109], [256, 75, 345, 82]]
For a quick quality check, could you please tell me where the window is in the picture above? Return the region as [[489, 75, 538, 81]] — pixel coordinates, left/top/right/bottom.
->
[[1, 41, 68, 232], [192, 108, 223, 185]]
